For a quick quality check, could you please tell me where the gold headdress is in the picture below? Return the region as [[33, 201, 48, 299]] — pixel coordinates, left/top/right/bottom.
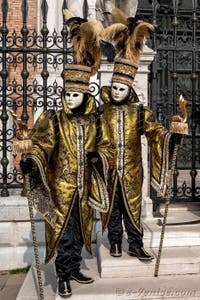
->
[[103, 8, 154, 64], [63, 64, 92, 94], [63, 9, 115, 77], [102, 8, 154, 86]]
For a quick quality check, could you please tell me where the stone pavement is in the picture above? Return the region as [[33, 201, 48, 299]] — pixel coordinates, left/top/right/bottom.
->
[[16, 254, 200, 300], [0, 271, 26, 300], [4, 204, 200, 300], [16, 241, 200, 300]]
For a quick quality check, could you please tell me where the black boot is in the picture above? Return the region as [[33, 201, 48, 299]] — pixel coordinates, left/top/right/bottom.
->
[[58, 279, 72, 298], [128, 245, 154, 261], [71, 270, 94, 284], [110, 243, 122, 257]]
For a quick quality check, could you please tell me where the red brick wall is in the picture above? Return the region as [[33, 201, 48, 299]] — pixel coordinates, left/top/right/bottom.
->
[[0, 0, 38, 167]]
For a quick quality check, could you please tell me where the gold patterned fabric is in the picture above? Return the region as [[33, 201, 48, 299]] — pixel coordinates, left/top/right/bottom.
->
[[63, 64, 92, 93], [112, 58, 138, 87], [100, 86, 173, 233], [25, 93, 110, 263]]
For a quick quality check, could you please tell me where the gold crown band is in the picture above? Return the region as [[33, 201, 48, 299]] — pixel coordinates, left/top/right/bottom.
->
[[112, 58, 138, 87], [63, 64, 92, 93]]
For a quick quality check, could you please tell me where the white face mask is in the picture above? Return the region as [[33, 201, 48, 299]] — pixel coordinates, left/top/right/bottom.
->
[[111, 82, 130, 102], [65, 91, 84, 109]]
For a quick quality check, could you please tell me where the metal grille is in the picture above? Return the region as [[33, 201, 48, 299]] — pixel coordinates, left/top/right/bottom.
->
[[138, 0, 200, 206]]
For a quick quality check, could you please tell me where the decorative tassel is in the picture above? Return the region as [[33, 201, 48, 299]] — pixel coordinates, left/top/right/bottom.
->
[[8, 109, 32, 155], [13, 139, 32, 155]]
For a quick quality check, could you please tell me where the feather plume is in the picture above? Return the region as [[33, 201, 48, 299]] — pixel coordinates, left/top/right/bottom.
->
[[63, 8, 76, 20], [63, 9, 115, 75], [126, 21, 154, 64], [102, 8, 154, 64], [130, 21, 154, 49], [102, 23, 128, 55], [102, 23, 128, 42], [108, 7, 127, 25]]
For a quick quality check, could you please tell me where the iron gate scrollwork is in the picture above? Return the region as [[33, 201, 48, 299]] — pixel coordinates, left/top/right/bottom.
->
[[138, 0, 200, 207]]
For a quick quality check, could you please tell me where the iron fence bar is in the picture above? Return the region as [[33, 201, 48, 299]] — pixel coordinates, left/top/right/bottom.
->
[[0, 0, 9, 197], [61, 0, 69, 83], [41, 0, 49, 112], [0, 47, 73, 54], [83, 0, 88, 19], [171, 0, 179, 196], [21, 0, 29, 123], [191, 2, 198, 199], [150, 0, 158, 114]]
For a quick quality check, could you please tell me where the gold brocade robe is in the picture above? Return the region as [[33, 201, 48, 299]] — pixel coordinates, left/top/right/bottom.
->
[[101, 86, 174, 233], [26, 94, 110, 263]]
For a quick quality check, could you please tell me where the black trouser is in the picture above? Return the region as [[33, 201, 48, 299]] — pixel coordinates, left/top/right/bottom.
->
[[108, 180, 143, 248], [55, 196, 83, 280]]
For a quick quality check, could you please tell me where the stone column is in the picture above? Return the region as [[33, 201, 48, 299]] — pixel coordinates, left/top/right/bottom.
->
[[98, 45, 156, 220], [67, 0, 85, 17], [116, 0, 138, 17], [134, 45, 156, 219], [95, 0, 138, 25]]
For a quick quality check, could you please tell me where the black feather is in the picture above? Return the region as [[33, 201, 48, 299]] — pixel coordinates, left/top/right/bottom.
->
[[127, 17, 140, 35], [70, 26, 80, 38], [66, 17, 87, 26], [135, 41, 143, 51], [100, 40, 116, 62]]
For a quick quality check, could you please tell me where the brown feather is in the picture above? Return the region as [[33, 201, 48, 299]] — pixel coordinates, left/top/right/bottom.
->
[[72, 20, 103, 75], [126, 22, 154, 64], [103, 23, 128, 42], [110, 8, 127, 25], [131, 21, 154, 44], [87, 19, 104, 37], [63, 10, 115, 75], [63, 9, 76, 20]]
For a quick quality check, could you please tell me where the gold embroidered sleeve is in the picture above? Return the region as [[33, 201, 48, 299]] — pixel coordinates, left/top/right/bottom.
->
[[143, 107, 172, 196], [30, 110, 56, 166]]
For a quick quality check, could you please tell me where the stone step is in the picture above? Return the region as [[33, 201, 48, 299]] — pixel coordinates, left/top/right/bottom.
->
[[159, 202, 200, 212], [141, 207, 200, 247], [142, 221, 200, 248], [64, 275, 200, 300], [97, 232, 200, 278], [17, 252, 200, 300]]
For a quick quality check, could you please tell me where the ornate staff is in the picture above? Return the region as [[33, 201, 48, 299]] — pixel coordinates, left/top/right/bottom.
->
[[154, 95, 188, 277], [9, 110, 44, 300]]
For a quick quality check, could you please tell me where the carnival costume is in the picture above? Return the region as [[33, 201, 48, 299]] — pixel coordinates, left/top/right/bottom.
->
[[101, 8, 183, 260]]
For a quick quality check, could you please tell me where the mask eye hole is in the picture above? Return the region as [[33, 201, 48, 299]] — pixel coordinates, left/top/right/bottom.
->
[[73, 93, 79, 97], [66, 93, 70, 97], [119, 88, 125, 91]]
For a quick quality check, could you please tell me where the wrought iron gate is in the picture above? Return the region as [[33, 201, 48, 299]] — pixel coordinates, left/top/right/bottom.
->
[[138, 0, 200, 207]]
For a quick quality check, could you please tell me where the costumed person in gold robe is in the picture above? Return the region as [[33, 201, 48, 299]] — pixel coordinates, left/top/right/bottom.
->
[[100, 9, 183, 261], [19, 14, 114, 298], [20, 65, 110, 298]]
